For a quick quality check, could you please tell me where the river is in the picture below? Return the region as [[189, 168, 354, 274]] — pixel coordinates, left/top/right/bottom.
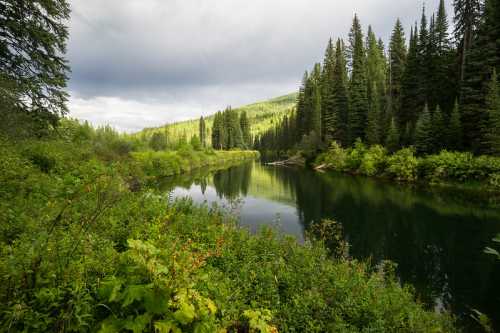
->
[[160, 160, 500, 331]]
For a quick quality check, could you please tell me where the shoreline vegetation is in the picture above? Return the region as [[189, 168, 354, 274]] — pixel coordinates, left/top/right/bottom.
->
[[314, 141, 500, 192], [0, 120, 458, 332]]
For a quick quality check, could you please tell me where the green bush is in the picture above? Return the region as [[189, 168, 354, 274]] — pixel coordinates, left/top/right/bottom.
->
[[359, 145, 387, 176], [385, 148, 419, 182], [345, 139, 367, 171]]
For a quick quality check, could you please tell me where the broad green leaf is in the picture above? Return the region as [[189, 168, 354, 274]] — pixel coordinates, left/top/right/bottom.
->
[[98, 318, 122, 333], [154, 320, 181, 333], [144, 289, 170, 314], [173, 301, 196, 325], [123, 313, 152, 333], [99, 277, 123, 303], [122, 284, 150, 307]]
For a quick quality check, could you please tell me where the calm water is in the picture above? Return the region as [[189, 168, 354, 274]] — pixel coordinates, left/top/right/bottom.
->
[[161, 161, 500, 331]]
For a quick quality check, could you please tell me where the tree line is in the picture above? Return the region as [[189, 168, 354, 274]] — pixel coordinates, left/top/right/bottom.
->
[[211, 107, 252, 150], [256, 0, 500, 156]]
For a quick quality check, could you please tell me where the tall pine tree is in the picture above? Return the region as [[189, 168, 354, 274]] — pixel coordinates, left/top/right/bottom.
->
[[321, 39, 337, 144], [415, 104, 434, 154], [332, 39, 350, 147], [389, 18, 407, 127], [348, 14, 368, 144], [484, 68, 500, 155], [240, 111, 251, 149]]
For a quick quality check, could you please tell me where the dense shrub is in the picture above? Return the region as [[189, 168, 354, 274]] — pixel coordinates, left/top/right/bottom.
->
[[385, 148, 419, 182], [316, 143, 500, 189], [359, 145, 387, 176]]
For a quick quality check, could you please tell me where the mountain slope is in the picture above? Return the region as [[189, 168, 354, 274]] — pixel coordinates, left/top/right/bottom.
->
[[135, 93, 297, 145]]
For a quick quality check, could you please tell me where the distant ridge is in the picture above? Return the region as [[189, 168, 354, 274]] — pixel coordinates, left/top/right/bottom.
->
[[134, 92, 298, 144]]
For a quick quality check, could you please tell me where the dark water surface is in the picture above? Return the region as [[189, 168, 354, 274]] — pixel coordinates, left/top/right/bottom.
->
[[163, 161, 500, 331]]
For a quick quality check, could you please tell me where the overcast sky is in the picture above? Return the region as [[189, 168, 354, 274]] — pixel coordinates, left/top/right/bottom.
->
[[67, 0, 453, 132]]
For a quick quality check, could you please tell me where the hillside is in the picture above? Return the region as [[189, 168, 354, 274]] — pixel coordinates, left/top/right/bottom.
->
[[135, 92, 297, 145]]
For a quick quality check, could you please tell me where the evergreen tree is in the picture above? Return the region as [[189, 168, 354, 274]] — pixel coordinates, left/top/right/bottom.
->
[[199, 116, 207, 148], [484, 68, 500, 155], [401, 24, 421, 128], [432, 105, 446, 152], [453, 0, 482, 82], [150, 132, 167, 151], [460, 0, 500, 153], [417, 6, 431, 109], [332, 39, 350, 146], [304, 63, 322, 138], [348, 14, 368, 144], [385, 117, 400, 153], [211, 112, 224, 150], [321, 39, 337, 144], [448, 99, 463, 151], [389, 18, 407, 126], [223, 107, 243, 149], [240, 111, 251, 148], [366, 82, 381, 145], [0, 0, 71, 129], [415, 104, 434, 154], [296, 71, 309, 140], [366, 26, 386, 100], [434, 0, 457, 112]]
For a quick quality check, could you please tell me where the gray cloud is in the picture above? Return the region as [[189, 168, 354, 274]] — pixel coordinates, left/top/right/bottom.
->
[[67, 0, 453, 132]]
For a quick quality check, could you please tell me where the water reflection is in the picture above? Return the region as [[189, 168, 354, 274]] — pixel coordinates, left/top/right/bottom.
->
[[166, 161, 500, 331]]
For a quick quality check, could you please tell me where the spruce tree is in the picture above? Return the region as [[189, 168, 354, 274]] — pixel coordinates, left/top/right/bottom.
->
[[432, 105, 446, 152], [448, 99, 463, 151], [240, 111, 251, 149], [416, 6, 431, 109], [453, 0, 482, 82], [434, 0, 457, 112], [321, 39, 337, 144], [385, 117, 400, 153], [366, 82, 381, 145], [0, 0, 71, 129], [348, 14, 368, 144], [199, 116, 206, 148], [389, 18, 407, 127], [460, 0, 500, 153], [332, 39, 350, 147], [366, 26, 386, 100], [401, 24, 421, 128], [296, 71, 309, 140], [415, 104, 434, 154], [211, 112, 223, 150], [308, 63, 323, 138], [484, 69, 500, 155]]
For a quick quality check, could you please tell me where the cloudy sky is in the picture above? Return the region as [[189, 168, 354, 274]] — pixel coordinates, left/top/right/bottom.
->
[[67, 0, 452, 132]]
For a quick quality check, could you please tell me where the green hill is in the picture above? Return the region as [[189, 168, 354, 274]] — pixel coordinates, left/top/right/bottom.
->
[[134, 93, 297, 145]]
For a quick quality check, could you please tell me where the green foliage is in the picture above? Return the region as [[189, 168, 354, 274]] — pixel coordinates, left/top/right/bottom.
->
[[359, 145, 388, 176], [348, 15, 369, 144], [0, 0, 71, 130], [386, 148, 419, 182], [389, 18, 407, 122], [385, 118, 400, 153], [0, 123, 457, 332], [150, 132, 168, 151], [415, 104, 434, 155], [317, 141, 500, 189]]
